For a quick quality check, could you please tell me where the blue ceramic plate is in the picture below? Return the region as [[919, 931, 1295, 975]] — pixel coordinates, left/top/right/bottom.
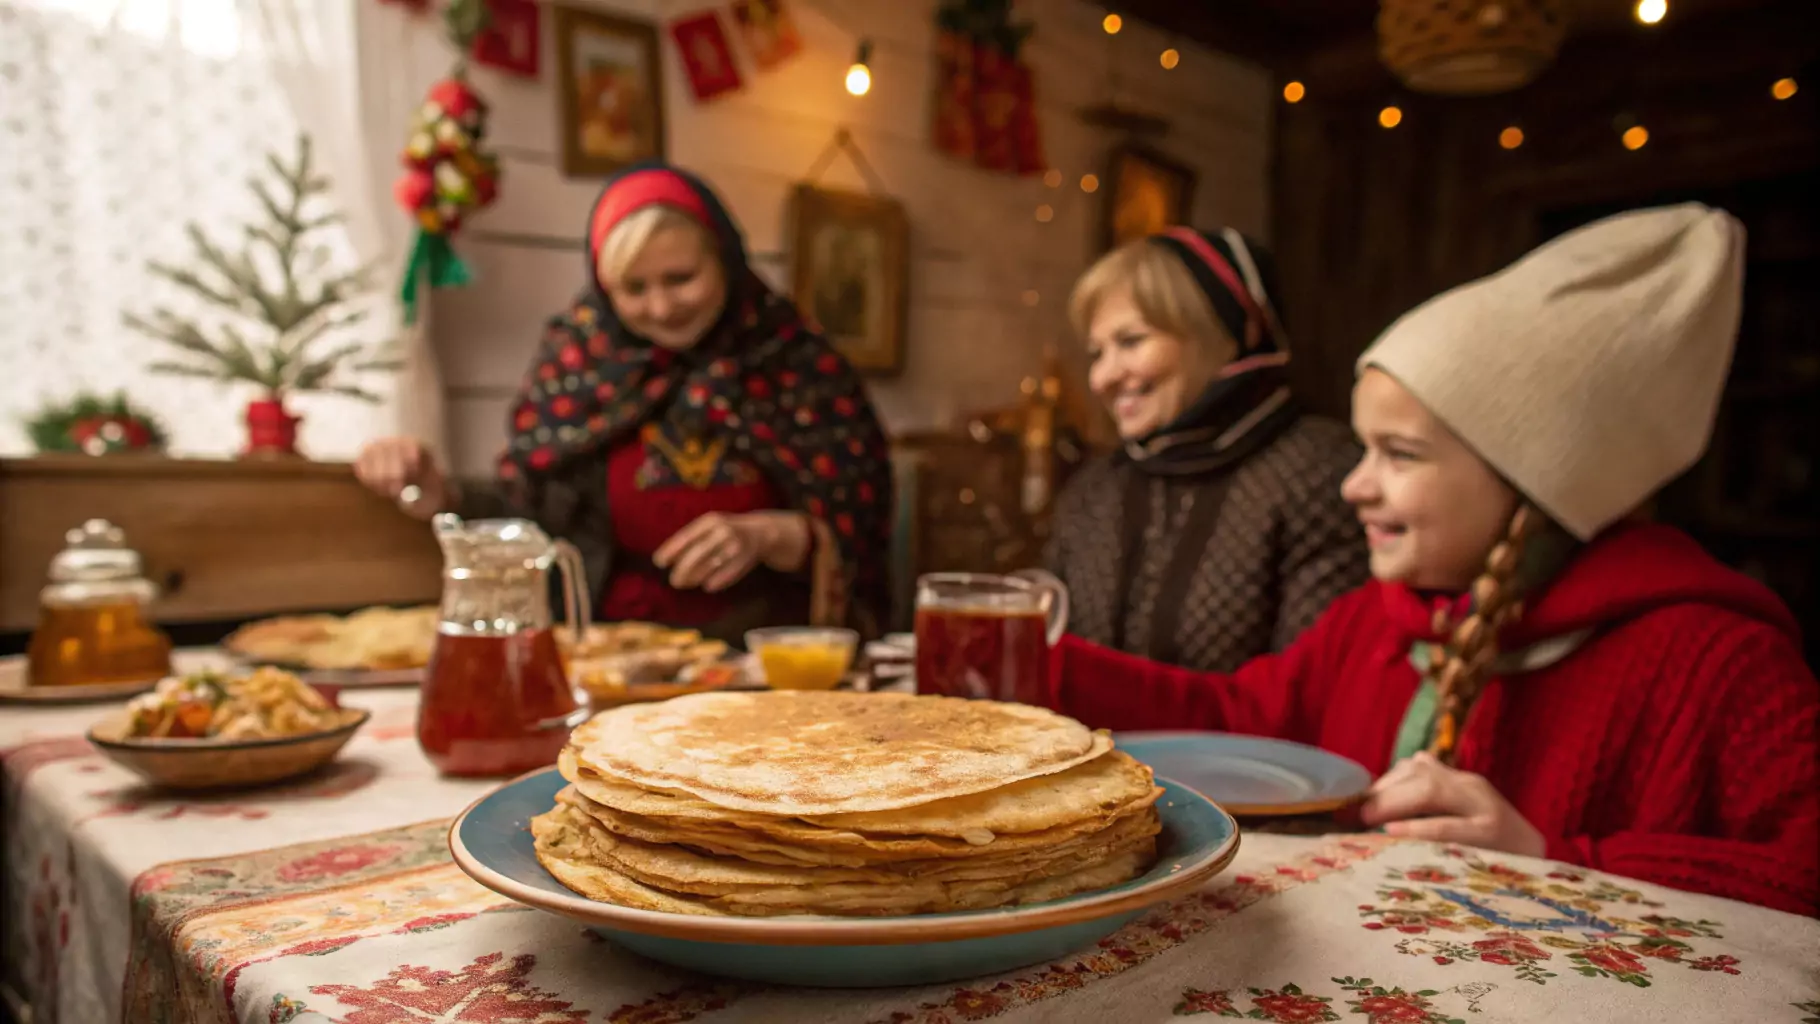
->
[[1116, 732, 1373, 817], [448, 768, 1239, 988]]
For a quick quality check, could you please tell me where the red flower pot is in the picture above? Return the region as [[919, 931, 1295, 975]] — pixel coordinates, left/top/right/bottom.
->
[[242, 395, 301, 458]]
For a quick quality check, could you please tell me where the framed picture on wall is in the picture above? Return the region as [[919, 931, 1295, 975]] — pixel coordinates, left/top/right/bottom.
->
[[552, 5, 665, 177], [790, 185, 910, 377], [1100, 144, 1197, 251]]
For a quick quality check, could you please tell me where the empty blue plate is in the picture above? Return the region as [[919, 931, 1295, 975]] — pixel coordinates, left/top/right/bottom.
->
[[1116, 732, 1373, 816], [448, 767, 1240, 988]]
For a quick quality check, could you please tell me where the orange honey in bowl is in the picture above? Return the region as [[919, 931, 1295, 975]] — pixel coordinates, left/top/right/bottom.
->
[[747, 627, 857, 691]]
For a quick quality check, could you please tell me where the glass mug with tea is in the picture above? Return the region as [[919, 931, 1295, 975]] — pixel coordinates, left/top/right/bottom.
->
[[913, 571, 1069, 704]]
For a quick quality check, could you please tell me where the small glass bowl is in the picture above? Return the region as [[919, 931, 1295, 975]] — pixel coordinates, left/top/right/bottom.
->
[[744, 627, 859, 691]]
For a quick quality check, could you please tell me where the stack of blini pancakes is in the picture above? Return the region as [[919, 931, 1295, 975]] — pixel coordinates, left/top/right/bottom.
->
[[531, 690, 1165, 917]]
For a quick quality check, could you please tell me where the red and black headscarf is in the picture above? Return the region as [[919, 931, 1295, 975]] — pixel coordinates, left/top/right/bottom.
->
[[497, 162, 894, 628], [1120, 226, 1299, 476]]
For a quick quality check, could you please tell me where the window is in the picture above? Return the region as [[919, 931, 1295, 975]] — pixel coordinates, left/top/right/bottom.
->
[[0, 0, 391, 457]]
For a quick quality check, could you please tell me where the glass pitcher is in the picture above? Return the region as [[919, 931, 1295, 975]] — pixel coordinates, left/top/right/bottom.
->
[[26, 519, 173, 688], [417, 514, 590, 777], [913, 571, 1069, 704]]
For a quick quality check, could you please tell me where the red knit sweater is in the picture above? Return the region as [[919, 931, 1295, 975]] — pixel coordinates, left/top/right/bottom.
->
[[1048, 524, 1820, 918]]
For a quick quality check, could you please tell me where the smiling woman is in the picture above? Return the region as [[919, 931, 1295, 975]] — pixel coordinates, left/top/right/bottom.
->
[[1043, 228, 1369, 673], [353, 163, 896, 642]]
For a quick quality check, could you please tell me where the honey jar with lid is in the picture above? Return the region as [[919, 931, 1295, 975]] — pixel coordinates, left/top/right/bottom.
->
[[26, 519, 173, 688]]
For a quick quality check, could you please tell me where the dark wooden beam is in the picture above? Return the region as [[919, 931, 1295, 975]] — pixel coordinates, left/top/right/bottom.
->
[[1114, 0, 1313, 69], [1285, 0, 1818, 98]]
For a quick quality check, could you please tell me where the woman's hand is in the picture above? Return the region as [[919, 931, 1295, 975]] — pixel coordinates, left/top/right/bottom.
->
[[353, 437, 450, 521], [654, 511, 812, 593], [1357, 751, 1546, 857]]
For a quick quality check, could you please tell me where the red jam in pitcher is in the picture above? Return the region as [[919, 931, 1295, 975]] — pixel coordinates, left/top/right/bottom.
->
[[417, 515, 590, 778]]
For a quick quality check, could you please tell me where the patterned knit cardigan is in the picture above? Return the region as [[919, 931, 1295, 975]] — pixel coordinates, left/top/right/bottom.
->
[[1045, 415, 1371, 672]]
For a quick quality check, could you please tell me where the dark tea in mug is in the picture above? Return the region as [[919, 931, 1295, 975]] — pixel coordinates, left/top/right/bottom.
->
[[914, 605, 1048, 704]]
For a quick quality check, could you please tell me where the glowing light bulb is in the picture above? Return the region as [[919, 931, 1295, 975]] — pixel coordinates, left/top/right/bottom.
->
[[1160, 48, 1179, 69], [1283, 81, 1306, 103], [845, 40, 873, 97], [1635, 0, 1667, 25], [1772, 77, 1797, 100], [1379, 105, 1403, 129], [1102, 12, 1122, 34], [1499, 126, 1525, 149], [1622, 125, 1650, 150], [845, 63, 871, 95]]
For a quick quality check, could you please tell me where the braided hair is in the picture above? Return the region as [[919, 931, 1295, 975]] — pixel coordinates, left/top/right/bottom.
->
[[1426, 504, 1550, 765]]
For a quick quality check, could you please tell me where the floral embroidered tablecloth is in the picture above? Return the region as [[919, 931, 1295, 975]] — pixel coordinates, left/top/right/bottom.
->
[[5, 686, 1818, 1024]]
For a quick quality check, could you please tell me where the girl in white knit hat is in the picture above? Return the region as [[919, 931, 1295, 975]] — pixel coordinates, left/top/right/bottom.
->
[[1045, 203, 1818, 917]]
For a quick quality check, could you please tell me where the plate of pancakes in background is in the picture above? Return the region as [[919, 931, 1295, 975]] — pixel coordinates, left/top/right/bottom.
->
[[221, 605, 438, 687], [224, 613, 752, 700], [450, 690, 1240, 988]]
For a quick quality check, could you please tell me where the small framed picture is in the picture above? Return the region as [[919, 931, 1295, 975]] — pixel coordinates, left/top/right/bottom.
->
[[790, 185, 910, 377], [731, 0, 803, 71], [1101, 144, 1198, 251], [552, 5, 665, 177]]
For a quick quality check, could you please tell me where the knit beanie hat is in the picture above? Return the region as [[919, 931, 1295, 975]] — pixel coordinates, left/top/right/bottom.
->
[[1359, 203, 1745, 541]]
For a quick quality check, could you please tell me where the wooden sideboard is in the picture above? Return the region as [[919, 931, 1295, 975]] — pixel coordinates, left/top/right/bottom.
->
[[0, 456, 442, 633]]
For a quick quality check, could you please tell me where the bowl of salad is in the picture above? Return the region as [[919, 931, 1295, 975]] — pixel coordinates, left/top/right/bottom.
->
[[87, 667, 368, 790]]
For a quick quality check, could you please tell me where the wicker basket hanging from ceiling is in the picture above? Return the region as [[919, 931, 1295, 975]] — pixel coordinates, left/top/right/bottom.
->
[[1377, 0, 1568, 95]]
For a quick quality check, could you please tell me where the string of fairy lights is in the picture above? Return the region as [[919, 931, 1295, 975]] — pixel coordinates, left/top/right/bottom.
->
[[1096, 1, 1801, 153], [828, 3, 1798, 309]]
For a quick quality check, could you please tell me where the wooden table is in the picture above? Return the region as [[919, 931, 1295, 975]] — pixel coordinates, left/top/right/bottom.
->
[[4, 667, 1816, 1024]]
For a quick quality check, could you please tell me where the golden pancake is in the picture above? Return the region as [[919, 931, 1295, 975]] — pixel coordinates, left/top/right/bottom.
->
[[571, 690, 1107, 816], [558, 787, 1160, 890], [537, 693, 1165, 918], [560, 782, 1162, 871], [560, 745, 1158, 849], [531, 803, 1157, 918]]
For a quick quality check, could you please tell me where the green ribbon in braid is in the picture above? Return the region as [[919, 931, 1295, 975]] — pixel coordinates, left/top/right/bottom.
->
[[1391, 643, 1447, 764], [1388, 514, 1588, 765]]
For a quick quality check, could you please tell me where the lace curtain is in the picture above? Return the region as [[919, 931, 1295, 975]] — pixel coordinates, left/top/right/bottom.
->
[[0, 0, 418, 459]]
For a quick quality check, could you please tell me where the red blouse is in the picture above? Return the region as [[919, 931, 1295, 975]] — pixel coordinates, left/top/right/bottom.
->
[[598, 429, 782, 626]]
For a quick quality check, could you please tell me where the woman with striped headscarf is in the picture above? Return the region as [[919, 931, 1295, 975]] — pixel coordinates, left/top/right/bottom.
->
[[1045, 227, 1369, 673]]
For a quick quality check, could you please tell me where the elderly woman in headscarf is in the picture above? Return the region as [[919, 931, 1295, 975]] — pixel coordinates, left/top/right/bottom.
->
[[1045, 227, 1368, 671], [355, 162, 895, 640]]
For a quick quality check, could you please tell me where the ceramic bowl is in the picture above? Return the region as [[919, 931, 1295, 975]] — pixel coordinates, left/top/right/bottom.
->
[[448, 768, 1240, 988], [87, 707, 370, 791]]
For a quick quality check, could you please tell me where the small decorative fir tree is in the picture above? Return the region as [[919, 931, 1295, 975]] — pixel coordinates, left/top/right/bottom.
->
[[125, 134, 401, 402]]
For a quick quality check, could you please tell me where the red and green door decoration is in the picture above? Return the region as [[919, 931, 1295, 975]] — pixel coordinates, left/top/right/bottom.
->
[[389, 0, 504, 324], [931, 0, 1045, 176]]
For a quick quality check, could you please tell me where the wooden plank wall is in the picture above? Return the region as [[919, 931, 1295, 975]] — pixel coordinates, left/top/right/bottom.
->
[[422, 0, 1273, 477]]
